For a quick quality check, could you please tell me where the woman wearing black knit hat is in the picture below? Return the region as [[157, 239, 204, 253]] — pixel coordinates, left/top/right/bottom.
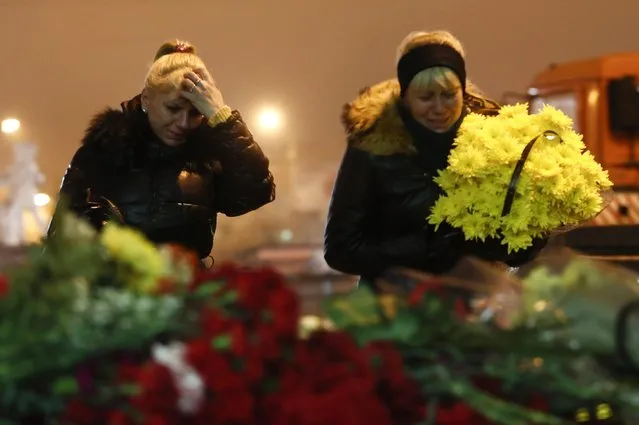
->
[[324, 30, 547, 286]]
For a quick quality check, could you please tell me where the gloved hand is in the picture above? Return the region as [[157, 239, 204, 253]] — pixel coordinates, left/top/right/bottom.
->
[[463, 236, 509, 262], [463, 235, 548, 265], [76, 196, 125, 232], [425, 223, 466, 263]]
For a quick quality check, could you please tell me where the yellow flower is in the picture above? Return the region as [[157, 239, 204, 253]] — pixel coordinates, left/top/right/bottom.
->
[[100, 223, 167, 293], [428, 103, 613, 253]]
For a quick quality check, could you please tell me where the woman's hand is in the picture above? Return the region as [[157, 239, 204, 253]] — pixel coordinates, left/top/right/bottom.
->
[[180, 68, 226, 119]]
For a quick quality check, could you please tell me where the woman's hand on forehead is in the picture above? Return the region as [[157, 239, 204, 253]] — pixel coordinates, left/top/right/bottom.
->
[[180, 67, 226, 119]]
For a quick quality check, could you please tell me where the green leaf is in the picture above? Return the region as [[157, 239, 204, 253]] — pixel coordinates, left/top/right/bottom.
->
[[0, 384, 16, 407], [51, 375, 79, 396], [261, 376, 279, 393], [350, 325, 395, 346], [231, 357, 244, 372], [261, 310, 273, 322], [212, 334, 232, 351], [118, 383, 141, 396], [389, 308, 420, 343], [222, 290, 238, 304], [194, 281, 223, 298], [323, 286, 381, 328], [209, 290, 238, 307], [370, 353, 383, 369]]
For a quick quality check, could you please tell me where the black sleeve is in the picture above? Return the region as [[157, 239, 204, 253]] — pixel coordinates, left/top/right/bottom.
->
[[323, 146, 432, 277], [46, 145, 99, 237], [200, 111, 275, 217]]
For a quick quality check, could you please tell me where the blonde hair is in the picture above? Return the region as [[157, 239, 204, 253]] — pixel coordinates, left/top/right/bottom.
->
[[396, 30, 486, 97], [144, 39, 206, 91], [410, 67, 462, 93]]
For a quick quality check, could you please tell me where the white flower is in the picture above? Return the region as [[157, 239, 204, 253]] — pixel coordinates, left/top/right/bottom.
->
[[151, 341, 204, 415]]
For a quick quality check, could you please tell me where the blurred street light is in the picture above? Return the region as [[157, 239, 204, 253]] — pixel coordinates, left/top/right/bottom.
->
[[33, 193, 51, 207], [257, 107, 301, 241], [258, 108, 282, 132], [279, 228, 294, 243], [1, 118, 20, 134]]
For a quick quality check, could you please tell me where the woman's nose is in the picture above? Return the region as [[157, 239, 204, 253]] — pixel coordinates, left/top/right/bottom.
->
[[433, 96, 445, 112], [175, 111, 190, 129]]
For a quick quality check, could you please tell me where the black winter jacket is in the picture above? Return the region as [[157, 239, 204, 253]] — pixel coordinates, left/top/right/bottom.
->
[[324, 79, 546, 281], [48, 95, 275, 258]]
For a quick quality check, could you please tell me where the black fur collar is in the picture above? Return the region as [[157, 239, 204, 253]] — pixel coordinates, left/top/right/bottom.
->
[[80, 94, 219, 172]]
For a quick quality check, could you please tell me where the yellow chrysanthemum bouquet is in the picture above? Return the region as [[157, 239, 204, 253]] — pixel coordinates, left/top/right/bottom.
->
[[428, 103, 613, 253]]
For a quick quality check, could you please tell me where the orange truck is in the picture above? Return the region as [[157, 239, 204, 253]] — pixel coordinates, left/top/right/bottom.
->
[[510, 52, 639, 264]]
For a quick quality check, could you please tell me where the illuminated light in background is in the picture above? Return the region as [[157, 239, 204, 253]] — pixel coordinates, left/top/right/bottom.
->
[[258, 108, 282, 132], [279, 228, 293, 242], [1, 118, 21, 134], [33, 193, 51, 207]]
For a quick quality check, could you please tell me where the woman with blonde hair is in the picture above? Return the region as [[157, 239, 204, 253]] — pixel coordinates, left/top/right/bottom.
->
[[324, 30, 546, 284], [48, 39, 275, 265]]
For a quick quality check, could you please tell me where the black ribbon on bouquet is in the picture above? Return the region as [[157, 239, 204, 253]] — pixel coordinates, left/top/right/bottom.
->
[[501, 130, 562, 217]]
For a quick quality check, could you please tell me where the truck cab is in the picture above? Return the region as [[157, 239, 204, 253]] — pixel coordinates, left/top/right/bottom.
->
[[523, 52, 639, 263]]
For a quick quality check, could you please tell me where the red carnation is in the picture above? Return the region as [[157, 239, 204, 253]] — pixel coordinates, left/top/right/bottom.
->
[[266, 284, 300, 339], [243, 349, 265, 384], [233, 271, 270, 312], [61, 399, 106, 425], [0, 275, 10, 298], [185, 338, 245, 392], [408, 279, 470, 320], [131, 363, 180, 414], [230, 266, 291, 314], [106, 410, 136, 425], [301, 331, 374, 390], [201, 307, 232, 336], [189, 262, 239, 293], [200, 389, 255, 425], [408, 279, 445, 306], [366, 341, 426, 423], [115, 361, 142, 384], [271, 378, 393, 425]]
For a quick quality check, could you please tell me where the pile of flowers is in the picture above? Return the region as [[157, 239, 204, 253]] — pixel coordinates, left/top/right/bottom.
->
[[2, 210, 639, 424], [428, 103, 613, 253], [0, 212, 425, 425]]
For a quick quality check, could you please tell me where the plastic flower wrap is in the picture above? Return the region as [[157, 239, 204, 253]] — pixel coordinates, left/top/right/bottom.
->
[[364, 255, 639, 424], [512, 249, 639, 369], [428, 103, 613, 253], [465, 248, 639, 422]]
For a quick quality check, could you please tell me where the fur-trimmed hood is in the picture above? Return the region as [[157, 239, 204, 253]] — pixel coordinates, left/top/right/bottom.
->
[[79, 95, 157, 169], [82, 95, 146, 149], [340, 78, 500, 155]]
